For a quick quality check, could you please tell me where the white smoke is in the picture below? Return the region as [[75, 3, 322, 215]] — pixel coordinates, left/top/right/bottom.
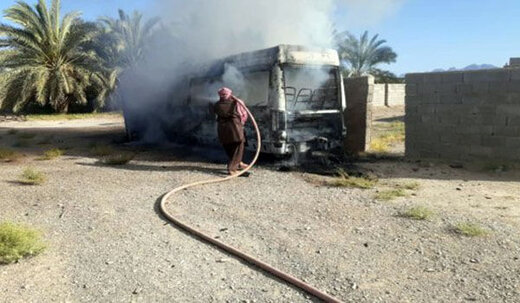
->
[[119, 0, 404, 142]]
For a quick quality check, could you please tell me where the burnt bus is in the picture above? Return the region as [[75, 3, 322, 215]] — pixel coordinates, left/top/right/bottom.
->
[[186, 44, 346, 158]]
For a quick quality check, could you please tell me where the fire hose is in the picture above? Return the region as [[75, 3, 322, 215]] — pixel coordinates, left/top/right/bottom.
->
[[159, 103, 343, 303]]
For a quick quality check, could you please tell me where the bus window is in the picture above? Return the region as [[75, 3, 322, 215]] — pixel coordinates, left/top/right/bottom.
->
[[283, 66, 338, 111], [231, 71, 269, 106]]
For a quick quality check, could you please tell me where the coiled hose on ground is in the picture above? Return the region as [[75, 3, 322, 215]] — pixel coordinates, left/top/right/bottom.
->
[[159, 104, 343, 303]]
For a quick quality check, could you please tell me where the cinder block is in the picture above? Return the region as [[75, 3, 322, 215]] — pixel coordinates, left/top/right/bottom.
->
[[508, 116, 520, 126], [471, 82, 490, 95], [505, 137, 520, 148], [459, 135, 481, 146], [508, 80, 520, 94], [421, 73, 443, 83], [439, 94, 462, 104], [405, 84, 418, 97], [487, 82, 509, 96], [405, 95, 422, 105], [495, 126, 520, 137], [464, 69, 510, 83], [459, 125, 494, 135], [442, 72, 464, 83], [438, 83, 458, 95], [510, 69, 520, 81], [497, 105, 520, 116], [437, 115, 461, 126], [468, 145, 494, 157], [480, 135, 507, 147], [506, 93, 520, 104], [405, 73, 424, 83], [420, 83, 440, 96], [462, 95, 487, 105], [456, 83, 473, 95], [440, 133, 461, 144]]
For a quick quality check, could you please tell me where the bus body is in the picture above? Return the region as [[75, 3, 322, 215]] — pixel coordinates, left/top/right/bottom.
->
[[185, 44, 346, 157]]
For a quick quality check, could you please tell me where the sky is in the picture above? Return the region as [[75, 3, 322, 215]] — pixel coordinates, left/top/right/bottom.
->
[[0, 0, 519, 75]]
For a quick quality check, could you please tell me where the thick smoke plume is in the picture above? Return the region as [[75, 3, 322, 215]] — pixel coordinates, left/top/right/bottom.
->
[[119, 0, 403, 143]]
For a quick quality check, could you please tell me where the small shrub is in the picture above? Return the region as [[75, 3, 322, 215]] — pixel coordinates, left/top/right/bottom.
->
[[7, 129, 18, 135], [375, 189, 408, 201], [102, 153, 134, 165], [454, 222, 489, 237], [328, 169, 377, 189], [401, 206, 434, 220], [40, 148, 64, 160], [90, 144, 114, 157], [17, 133, 36, 140], [370, 121, 405, 153], [0, 222, 45, 264], [398, 181, 420, 190], [370, 138, 390, 153], [19, 168, 46, 185], [0, 148, 22, 162]]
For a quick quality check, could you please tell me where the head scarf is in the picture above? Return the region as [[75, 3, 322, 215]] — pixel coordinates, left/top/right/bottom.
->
[[217, 87, 248, 125], [218, 87, 232, 100]]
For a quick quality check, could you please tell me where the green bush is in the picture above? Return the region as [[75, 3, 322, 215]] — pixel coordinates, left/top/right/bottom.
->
[[0, 222, 45, 264], [40, 148, 64, 160], [454, 222, 489, 237], [19, 168, 46, 185], [375, 189, 408, 201], [401, 206, 434, 220], [0, 148, 22, 162]]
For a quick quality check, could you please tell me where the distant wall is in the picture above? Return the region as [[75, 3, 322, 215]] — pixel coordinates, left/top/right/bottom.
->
[[344, 75, 374, 154], [373, 83, 405, 107], [405, 68, 520, 162]]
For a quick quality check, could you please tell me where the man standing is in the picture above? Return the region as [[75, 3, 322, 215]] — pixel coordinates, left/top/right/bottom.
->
[[213, 87, 249, 175]]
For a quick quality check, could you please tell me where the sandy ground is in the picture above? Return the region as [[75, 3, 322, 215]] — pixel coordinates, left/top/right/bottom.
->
[[1, 112, 519, 303]]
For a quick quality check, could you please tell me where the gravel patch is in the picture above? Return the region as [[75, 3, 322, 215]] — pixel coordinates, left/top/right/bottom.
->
[[1, 118, 520, 302]]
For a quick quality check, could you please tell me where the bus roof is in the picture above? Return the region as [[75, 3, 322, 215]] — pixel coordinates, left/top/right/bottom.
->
[[193, 45, 340, 78]]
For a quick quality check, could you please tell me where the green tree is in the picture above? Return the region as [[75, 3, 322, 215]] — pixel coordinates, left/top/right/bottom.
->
[[335, 30, 397, 78], [0, 0, 108, 113], [97, 10, 160, 69]]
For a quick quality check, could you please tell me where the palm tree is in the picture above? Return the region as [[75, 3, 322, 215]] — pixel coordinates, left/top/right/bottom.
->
[[335, 30, 397, 77], [0, 0, 108, 113], [97, 10, 160, 69]]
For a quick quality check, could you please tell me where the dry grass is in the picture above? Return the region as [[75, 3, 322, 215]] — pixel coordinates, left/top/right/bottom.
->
[[400, 206, 434, 220], [370, 121, 405, 153], [0, 148, 22, 162], [102, 153, 135, 165], [454, 222, 489, 237], [40, 148, 64, 160], [18, 168, 46, 185], [328, 169, 377, 189], [26, 112, 121, 121], [375, 189, 408, 201], [397, 181, 420, 190], [0, 222, 45, 264]]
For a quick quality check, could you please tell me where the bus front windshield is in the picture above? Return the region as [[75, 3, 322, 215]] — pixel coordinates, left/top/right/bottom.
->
[[283, 66, 339, 111]]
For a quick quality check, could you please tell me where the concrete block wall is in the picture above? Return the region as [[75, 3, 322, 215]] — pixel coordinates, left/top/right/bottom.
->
[[344, 75, 374, 154], [405, 68, 520, 162], [373, 83, 406, 107]]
